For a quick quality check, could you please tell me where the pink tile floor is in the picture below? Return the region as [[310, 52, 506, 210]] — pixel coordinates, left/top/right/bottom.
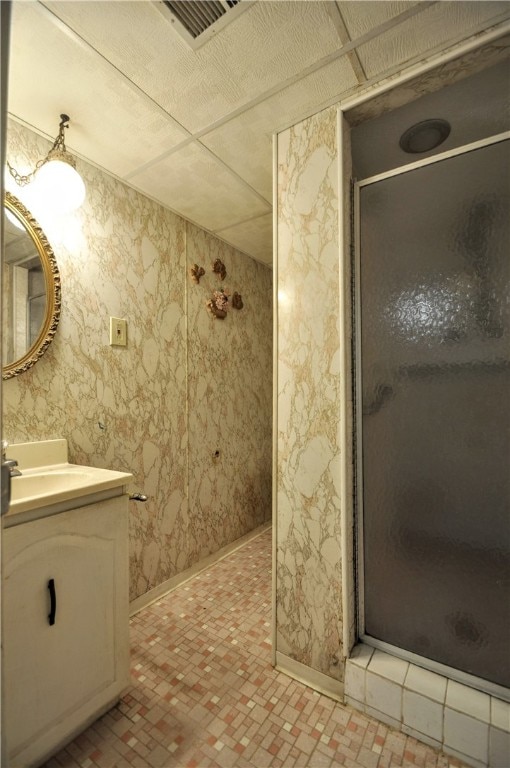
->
[[44, 527, 468, 768]]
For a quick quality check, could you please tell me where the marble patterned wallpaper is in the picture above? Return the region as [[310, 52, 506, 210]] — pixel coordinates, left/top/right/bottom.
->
[[186, 225, 273, 564], [276, 106, 344, 681], [3, 119, 272, 601]]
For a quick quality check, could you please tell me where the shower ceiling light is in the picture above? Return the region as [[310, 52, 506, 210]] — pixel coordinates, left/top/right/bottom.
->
[[6, 114, 85, 213], [399, 119, 451, 154]]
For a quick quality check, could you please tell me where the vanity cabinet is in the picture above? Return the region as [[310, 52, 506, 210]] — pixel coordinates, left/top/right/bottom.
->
[[4, 495, 130, 767]]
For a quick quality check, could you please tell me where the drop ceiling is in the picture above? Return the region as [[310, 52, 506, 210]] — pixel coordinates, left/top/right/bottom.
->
[[6, 1, 510, 265]]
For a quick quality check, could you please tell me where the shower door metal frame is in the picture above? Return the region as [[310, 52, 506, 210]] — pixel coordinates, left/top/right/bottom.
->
[[353, 130, 510, 700]]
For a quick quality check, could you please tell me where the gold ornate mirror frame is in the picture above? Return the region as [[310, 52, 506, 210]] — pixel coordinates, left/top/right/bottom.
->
[[3, 191, 61, 380]]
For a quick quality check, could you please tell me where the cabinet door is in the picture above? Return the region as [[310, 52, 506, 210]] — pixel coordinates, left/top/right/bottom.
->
[[4, 500, 128, 762]]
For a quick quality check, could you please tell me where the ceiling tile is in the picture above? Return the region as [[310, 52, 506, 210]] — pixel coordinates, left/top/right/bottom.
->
[[216, 214, 273, 265], [129, 142, 271, 233], [43, 0, 346, 134], [10, 0, 509, 267], [9, 2, 189, 178], [339, 1, 420, 40], [200, 55, 358, 201], [356, 2, 510, 80], [201, 122, 273, 203]]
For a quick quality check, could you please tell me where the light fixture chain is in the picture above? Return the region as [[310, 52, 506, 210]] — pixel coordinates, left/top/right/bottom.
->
[[7, 157, 48, 187], [7, 113, 70, 187], [51, 114, 69, 153]]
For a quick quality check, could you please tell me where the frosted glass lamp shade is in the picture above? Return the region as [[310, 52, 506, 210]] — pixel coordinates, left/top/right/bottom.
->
[[35, 157, 86, 213]]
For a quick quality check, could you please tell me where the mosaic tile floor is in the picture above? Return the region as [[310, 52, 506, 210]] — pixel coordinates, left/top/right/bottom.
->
[[44, 527, 468, 768]]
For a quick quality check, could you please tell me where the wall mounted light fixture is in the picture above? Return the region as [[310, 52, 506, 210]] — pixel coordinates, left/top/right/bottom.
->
[[7, 113, 86, 213]]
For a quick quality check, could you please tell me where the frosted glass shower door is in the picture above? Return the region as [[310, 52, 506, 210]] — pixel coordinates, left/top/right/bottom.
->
[[357, 137, 510, 689]]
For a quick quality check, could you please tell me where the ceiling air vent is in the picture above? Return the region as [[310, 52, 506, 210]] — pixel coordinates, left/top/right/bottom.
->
[[157, 0, 252, 50]]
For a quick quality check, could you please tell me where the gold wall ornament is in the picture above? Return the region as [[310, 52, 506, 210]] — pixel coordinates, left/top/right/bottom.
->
[[190, 263, 205, 283], [206, 289, 228, 319], [212, 258, 226, 281], [3, 191, 61, 379], [201, 261, 244, 320]]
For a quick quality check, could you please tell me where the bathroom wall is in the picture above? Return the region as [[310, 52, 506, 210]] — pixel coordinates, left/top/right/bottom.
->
[[275, 106, 344, 683], [3, 118, 272, 601], [186, 225, 272, 563]]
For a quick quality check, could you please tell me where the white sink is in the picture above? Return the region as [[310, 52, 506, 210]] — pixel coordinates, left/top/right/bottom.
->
[[4, 440, 133, 526], [10, 468, 96, 501]]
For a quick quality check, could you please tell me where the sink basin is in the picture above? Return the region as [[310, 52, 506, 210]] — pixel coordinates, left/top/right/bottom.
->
[[10, 470, 94, 502], [4, 448, 133, 526]]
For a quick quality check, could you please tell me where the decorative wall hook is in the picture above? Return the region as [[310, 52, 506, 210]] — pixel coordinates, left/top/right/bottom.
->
[[232, 292, 244, 310], [212, 259, 227, 281], [190, 263, 205, 283]]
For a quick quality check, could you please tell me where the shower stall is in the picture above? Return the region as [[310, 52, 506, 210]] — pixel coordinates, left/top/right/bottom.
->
[[355, 131, 510, 694]]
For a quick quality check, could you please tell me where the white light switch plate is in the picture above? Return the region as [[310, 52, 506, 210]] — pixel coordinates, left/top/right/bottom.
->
[[110, 317, 127, 346]]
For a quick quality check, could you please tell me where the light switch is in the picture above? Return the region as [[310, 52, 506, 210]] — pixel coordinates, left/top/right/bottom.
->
[[109, 317, 127, 347]]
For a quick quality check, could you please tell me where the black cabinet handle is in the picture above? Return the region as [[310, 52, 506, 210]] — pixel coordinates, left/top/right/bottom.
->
[[48, 578, 56, 626]]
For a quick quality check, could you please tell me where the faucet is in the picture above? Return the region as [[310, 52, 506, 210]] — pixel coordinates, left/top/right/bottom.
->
[[1, 440, 22, 477]]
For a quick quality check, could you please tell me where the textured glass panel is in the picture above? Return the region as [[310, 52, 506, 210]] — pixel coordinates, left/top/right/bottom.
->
[[359, 140, 510, 688]]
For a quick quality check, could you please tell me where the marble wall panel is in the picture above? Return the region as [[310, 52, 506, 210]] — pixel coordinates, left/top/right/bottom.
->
[[276, 107, 344, 681], [186, 226, 273, 562], [3, 119, 272, 600]]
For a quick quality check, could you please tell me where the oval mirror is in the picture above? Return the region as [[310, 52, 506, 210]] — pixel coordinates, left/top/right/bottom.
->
[[2, 192, 61, 379]]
